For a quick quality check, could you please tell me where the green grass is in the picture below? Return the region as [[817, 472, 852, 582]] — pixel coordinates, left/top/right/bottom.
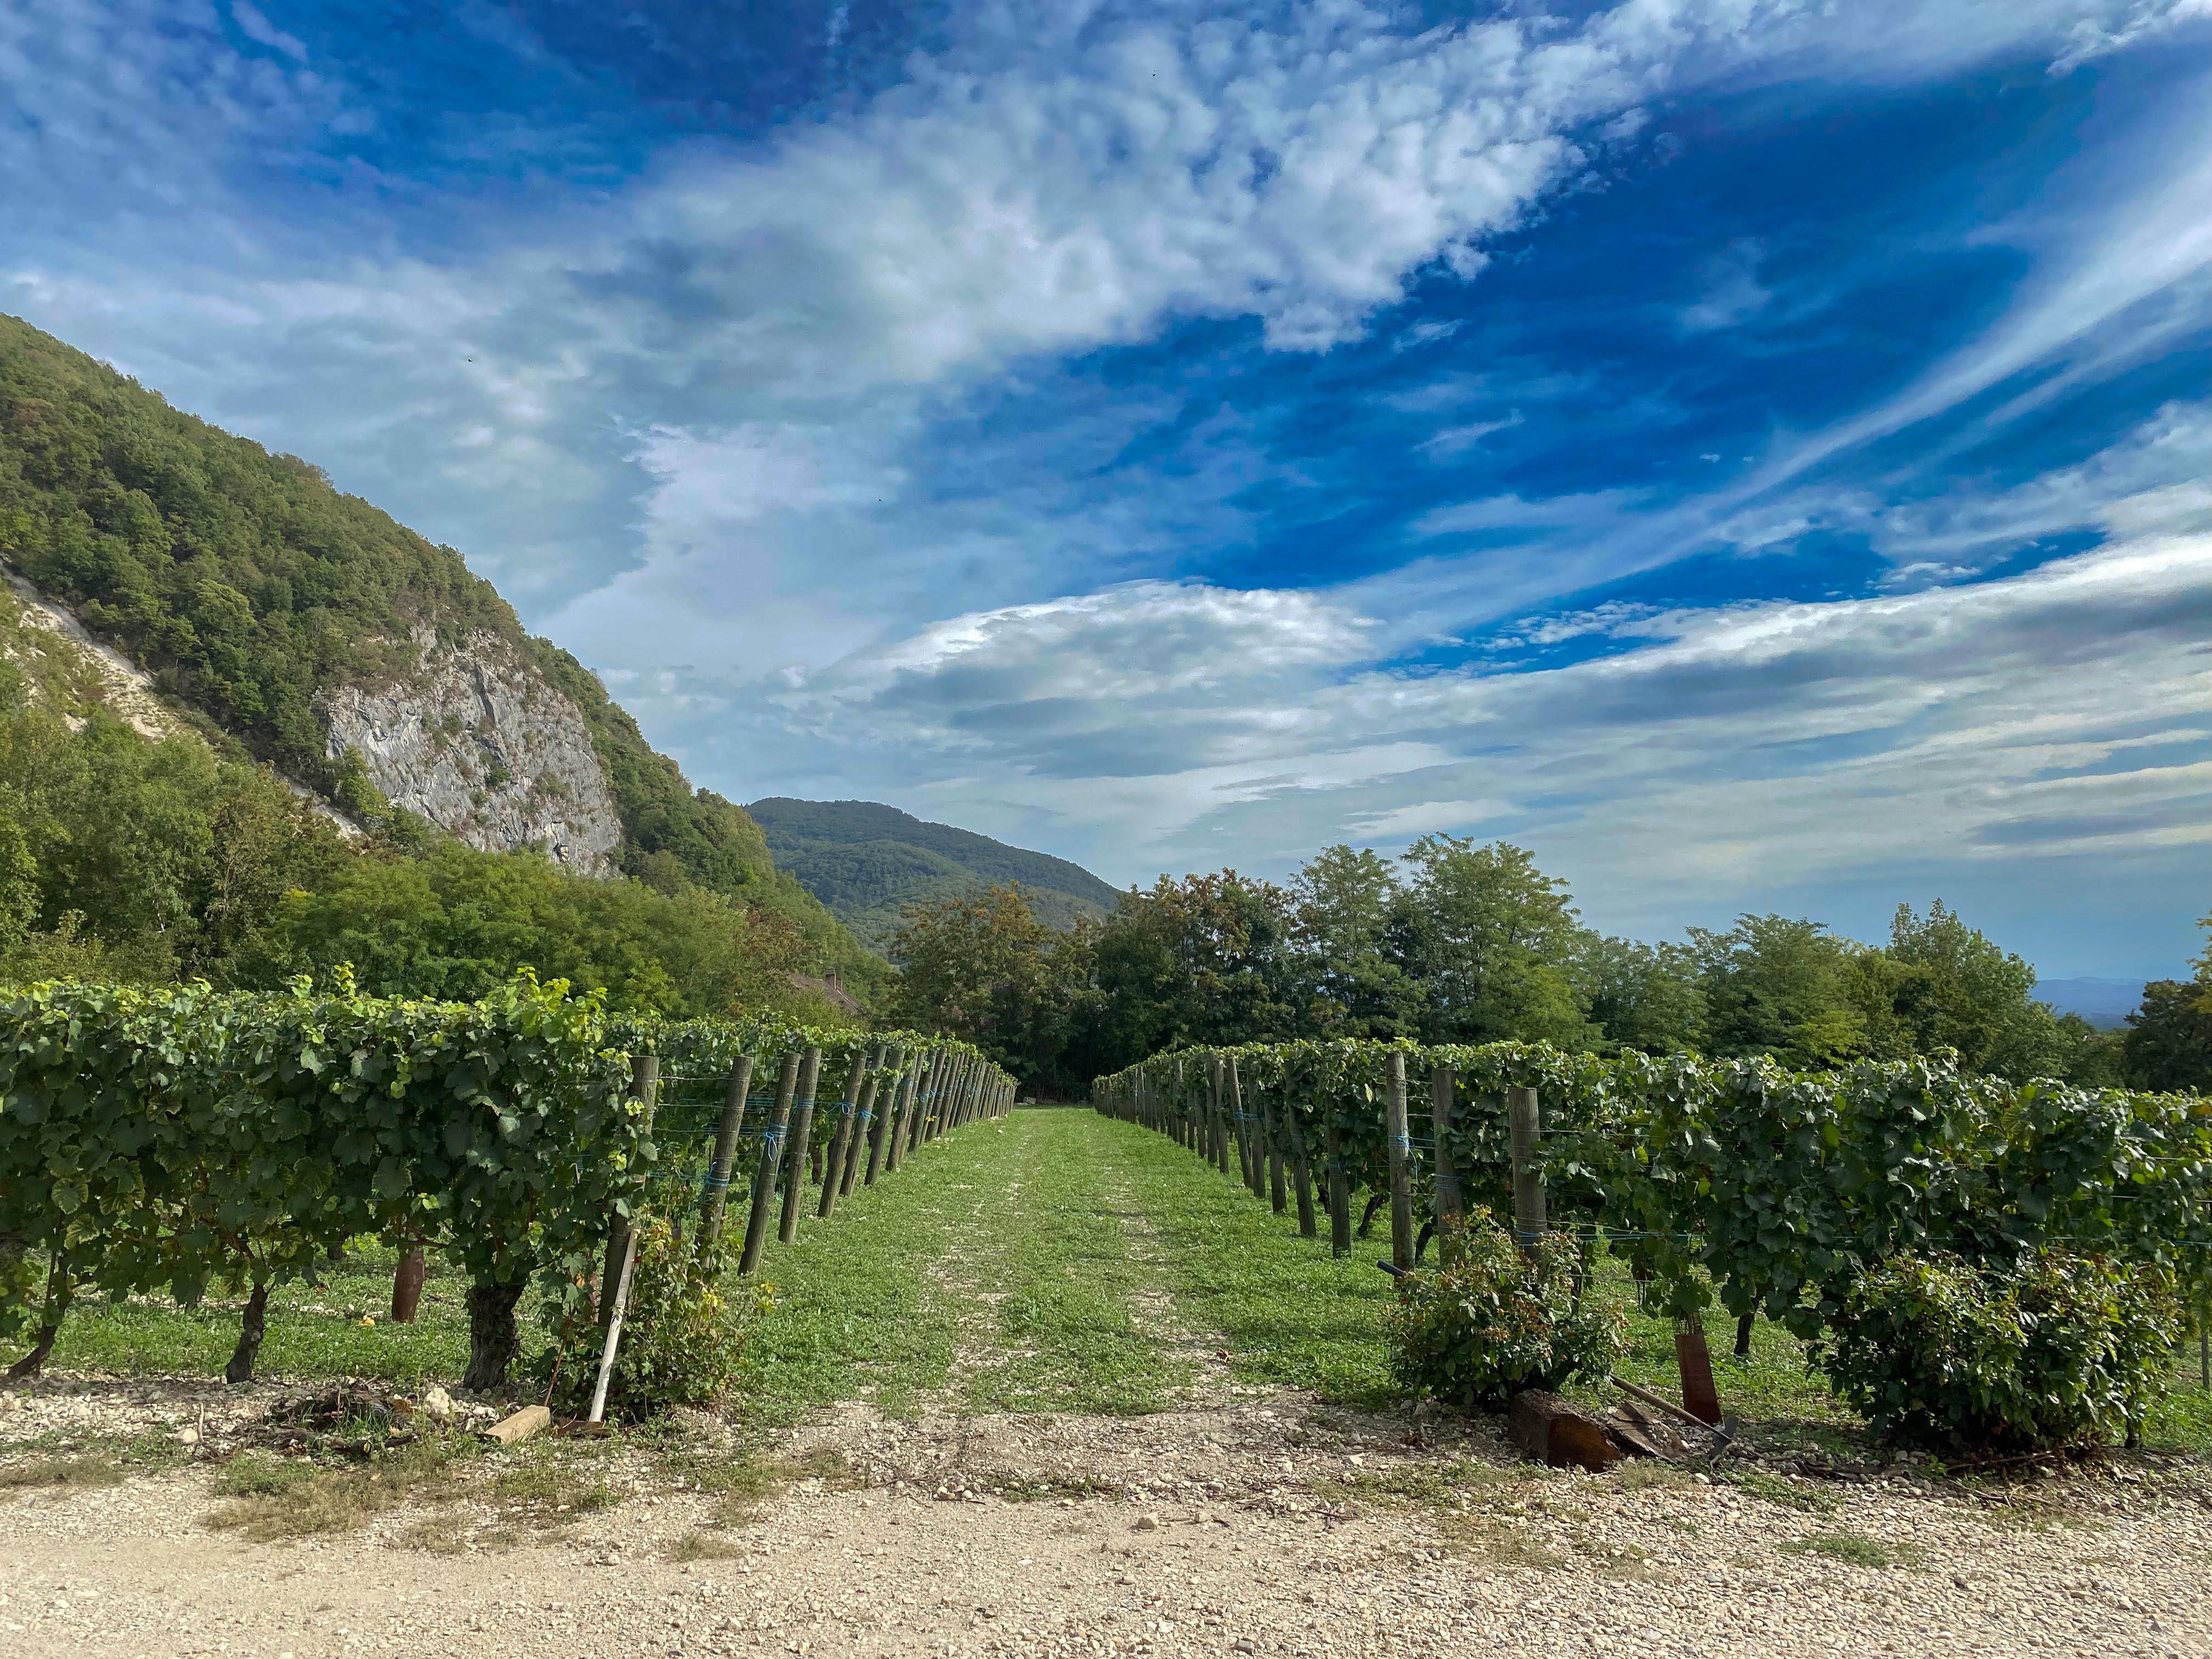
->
[[948, 1114, 1193, 1414], [45, 1244, 474, 1382], [1111, 1119, 1400, 1406]]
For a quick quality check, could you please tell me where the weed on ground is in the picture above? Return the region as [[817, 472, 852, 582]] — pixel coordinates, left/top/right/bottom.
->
[[1780, 1530, 1924, 1568], [207, 1438, 471, 1542]]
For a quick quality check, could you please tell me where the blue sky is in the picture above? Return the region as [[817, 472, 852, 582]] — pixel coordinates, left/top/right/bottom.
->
[[4, 1, 2208, 979]]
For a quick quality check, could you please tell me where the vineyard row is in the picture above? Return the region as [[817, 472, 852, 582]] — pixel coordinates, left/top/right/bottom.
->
[[0, 974, 1015, 1387]]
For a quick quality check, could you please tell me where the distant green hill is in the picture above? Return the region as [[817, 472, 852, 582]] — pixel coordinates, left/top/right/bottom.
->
[[746, 798, 1119, 952]]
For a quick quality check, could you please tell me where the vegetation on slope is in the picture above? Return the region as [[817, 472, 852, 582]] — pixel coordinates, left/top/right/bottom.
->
[[0, 653, 848, 1020], [747, 795, 1118, 950], [0, 313, 883, 1002]]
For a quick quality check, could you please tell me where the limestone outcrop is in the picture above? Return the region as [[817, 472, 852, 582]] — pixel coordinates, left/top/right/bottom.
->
[[317, 629, 623, 874]]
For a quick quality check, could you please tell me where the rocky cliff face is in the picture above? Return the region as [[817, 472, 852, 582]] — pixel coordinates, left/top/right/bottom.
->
[[317, 629, 623, 875]]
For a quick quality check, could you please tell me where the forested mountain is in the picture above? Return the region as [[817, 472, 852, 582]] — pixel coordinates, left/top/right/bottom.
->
[[0, 314, 884, 1011], [747, 797, 1119, 952]]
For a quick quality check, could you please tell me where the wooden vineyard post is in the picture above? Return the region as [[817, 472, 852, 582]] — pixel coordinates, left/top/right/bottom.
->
[[390, 1244, 427, 1323], [1216, 1056, 1234, 1177], [872, 1050, 913, 1181], [890, 1052, 928, 1171], [778, 1046, 823, 1244], [588, 1222, 640, 1425], [738, 1051, 799, 1276], [1227, 1056, 1258, 1197], [600, 1054, 660, 1328], [819, 1045, 876, 1218], [906, 1052, 938, 1156], [1288, 1060, 1317, 1239], [926, 1054, 955, 1142], [1322, 1115, 1351, 1257], [1385, 1051, 1414, 1271], [699, 1053, 757, 1248], [1262, 1081, 1287, 1213], [842, 1048, 888, 1198], [1206, 1056, 1226, 1173], [1430, 1064, 1463, 1267], [1507, 1085, 1545, 1255]]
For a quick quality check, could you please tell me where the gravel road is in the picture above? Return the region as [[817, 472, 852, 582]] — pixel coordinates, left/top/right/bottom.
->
[[4, 1375, 2210, 1659]]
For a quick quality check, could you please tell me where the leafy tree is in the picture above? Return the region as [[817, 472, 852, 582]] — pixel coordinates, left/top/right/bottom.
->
[[1573, 934, 1705, 1055], [1286, 844, 1421, 1038], [1688, 913, 1869, 1068], [1873, 900, 2073, 1079], [262, 839, 820, 1019], [2124, 979, 2212, 1092], [890, 883, 1056, 1070], [1089, 871, 1297, 1060], [1394, 837, 1593, 1048]]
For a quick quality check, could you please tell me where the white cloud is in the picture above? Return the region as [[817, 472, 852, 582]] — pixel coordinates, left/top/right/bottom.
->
[[761, 533, 2209, 910], [230, 2, 307, 62], [1346, 798, 1514, 838], [1678, 238, 1771, 334], [1418, 409, 1525, 459], [2050, 0, 2212, 74]]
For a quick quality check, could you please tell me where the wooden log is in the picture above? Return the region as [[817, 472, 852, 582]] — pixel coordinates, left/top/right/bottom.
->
[[699, 1053, 756, 1249], [1604, 1401, 1695, 1463], [737, 1050, 799, 1276], [819, 1045, 875, 1218], [1607, 1373, 1727, 1438], [1430, 1065, 1463, 1267], [484, 1404, 553, 1446], [778, 1046, 823, 1244], [1506, 1085, 1545, 1254], [1385, 1051, 1414, 1271], [390, 1244, 427, 1323], [1507, 1391, 1620, 1473]]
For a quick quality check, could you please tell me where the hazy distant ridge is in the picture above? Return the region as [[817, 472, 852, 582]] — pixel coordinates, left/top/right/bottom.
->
[[747, 798, 1119, 952]]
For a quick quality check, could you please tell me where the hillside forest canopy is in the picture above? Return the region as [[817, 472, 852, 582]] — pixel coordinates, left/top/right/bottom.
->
[[889, 838, 2212, 1098], [0, 313, 887, 1003]]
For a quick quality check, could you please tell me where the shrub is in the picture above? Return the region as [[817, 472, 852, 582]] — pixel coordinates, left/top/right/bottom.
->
[[1384, 1207, 1626, 1408], [1817, 1249, 2183, 1455], [539, 1212, 772, 1420]]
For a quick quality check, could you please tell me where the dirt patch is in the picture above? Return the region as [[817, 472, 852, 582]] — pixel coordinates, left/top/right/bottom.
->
[[1107, 1177, 1252, 1410], [3, 1377, 2210, 1658]]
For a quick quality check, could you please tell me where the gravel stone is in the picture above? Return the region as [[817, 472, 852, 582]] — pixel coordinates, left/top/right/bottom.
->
[[4, 1373, 2209, 1657]]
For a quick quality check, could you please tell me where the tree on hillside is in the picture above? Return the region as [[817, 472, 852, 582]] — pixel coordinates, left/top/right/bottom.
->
[[1394, 837, 1593, 1048], [890, 883, 1054, 1058], [1287, 844, 1421, 1038]]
